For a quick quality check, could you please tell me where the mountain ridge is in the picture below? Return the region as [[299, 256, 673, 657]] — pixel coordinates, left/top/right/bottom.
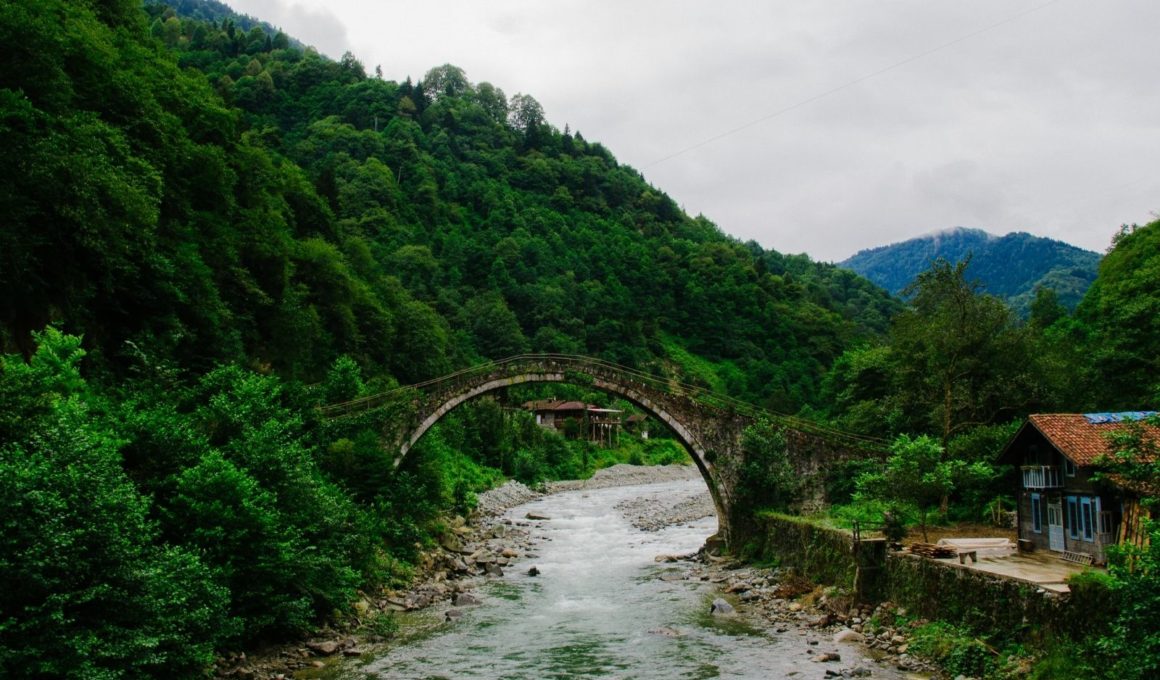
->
[[839, 227, 1100, 314]]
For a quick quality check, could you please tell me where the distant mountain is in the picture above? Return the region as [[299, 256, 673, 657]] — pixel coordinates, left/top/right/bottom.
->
[[839, 227, 1101, 315]]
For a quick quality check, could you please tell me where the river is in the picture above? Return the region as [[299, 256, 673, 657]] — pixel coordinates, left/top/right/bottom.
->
[[335, 477, 912, 679]]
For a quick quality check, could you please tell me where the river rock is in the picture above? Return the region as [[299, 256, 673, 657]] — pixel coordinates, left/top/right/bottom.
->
[[527, 566, 540, 577], [813, 651, 841, 662], [710, 598, 735, 616], [306, 640, 341, 656], [445, 609, 464, 622], [484, 563, 504, 577], [833, 628, 865, 643], [525, 512, 551, 520], [453, 592, 481, 607]]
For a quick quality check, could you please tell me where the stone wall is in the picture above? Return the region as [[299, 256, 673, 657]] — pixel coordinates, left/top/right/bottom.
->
[[753, 514, 1115, 646], [782, 429, 886, 513]]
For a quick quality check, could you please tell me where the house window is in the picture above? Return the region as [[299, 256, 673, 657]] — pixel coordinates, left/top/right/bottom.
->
[[1080, 497, 1095, 541], [1099, 510, 1114, 537], [1030, 493, 1042, 533], [1066, 496, 1079, 539], [1067, 496, 1097, 542], [1063, 458, 1077, 477]]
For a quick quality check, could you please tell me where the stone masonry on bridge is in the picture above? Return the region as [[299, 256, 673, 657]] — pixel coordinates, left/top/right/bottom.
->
[[320, 354, 886, 548]]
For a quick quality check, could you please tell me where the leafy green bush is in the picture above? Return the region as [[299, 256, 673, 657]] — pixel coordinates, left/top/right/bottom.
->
[[0, 332, 230, 676], [908, 621, 994, 678]]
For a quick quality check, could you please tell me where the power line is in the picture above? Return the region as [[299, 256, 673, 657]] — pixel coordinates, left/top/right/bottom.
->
[[644, 0, 1066, 169]]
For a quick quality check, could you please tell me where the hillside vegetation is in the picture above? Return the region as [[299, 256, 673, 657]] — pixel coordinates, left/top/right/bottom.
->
[[0, 0, 896, 673], [1, 1, 1157, 676]]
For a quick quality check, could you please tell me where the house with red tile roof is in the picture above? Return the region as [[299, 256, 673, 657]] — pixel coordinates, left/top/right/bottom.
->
[[999, 412, 1159, 564]]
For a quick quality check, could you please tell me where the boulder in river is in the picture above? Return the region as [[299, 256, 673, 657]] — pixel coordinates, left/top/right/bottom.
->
[[453, 592, 481, 607], [525, 512, 551, 520], [710, 598, 735, 616], [527, 566, 540, 577], [306, 640, 341, 656]]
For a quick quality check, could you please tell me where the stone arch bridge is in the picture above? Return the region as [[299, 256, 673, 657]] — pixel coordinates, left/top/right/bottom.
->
[[319, 354, 884, 547]]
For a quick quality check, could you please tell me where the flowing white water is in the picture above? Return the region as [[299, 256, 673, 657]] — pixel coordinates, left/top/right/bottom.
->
[[348, 478, 907, 679]]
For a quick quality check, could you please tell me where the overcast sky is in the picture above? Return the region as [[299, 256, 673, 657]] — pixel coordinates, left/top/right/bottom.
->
[[227, 0, 1159, 262]]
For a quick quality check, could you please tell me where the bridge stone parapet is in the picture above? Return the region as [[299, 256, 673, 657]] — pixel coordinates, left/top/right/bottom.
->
[[320, 354, 885, 548]]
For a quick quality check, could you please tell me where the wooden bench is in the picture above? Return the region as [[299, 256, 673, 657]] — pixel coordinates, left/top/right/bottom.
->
[[958, 550, 978, 565], [1061, 551, 1094, 566]]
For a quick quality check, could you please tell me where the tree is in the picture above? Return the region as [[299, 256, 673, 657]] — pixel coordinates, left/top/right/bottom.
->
[[423, 64, 470, 100], [1093, 410, 1160, 679], [1029, 286, 1066, 329], [463, 292, 528, 359], [891, 258, 1039, 446], [322, 355, 364, 403], [736, 418, 801, 512], [1077, 220, 1160, 407], [857, 434, 987, 542]]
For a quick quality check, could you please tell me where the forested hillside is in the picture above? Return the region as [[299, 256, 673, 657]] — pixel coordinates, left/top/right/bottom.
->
[[840, 227, 1100, 315], [2, 0, 898, 410], [2, 1, 1157, 676], [0, 1, 898, 673]]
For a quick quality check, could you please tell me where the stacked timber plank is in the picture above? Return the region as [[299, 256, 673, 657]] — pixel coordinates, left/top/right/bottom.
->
[[908, 543, 957, 559]]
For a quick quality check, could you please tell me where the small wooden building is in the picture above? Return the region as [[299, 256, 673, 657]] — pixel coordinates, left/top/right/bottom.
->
[[999, 412, 1158, 565], [522, 399, 622, 445]]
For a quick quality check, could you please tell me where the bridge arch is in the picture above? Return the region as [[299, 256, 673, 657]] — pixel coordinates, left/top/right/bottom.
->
[[320, 354, 878, 547], [400, 369, 724, 521]]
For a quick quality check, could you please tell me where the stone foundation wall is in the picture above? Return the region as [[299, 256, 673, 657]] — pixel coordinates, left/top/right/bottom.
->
[[753, 514, 1115, 646]]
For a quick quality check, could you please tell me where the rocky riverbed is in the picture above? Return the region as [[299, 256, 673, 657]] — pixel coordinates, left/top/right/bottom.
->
[[215, 464, 938, 679]]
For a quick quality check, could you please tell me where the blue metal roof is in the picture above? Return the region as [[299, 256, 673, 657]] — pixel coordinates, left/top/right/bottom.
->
[[1083, 411, 1158, 424]]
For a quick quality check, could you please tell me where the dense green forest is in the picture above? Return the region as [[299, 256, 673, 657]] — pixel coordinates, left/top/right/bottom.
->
[[1, 0, 1157, 676], [840, 226, 1101, 316]]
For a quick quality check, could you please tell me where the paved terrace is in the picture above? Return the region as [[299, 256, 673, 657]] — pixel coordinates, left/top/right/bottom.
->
[[929, 551, 1097, 593]]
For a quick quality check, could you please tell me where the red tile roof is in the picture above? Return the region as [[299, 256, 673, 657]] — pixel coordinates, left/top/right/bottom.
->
[[522, 399, 565, 411], [1028, 413, 1160, 467], [553, 401, 591, 411]]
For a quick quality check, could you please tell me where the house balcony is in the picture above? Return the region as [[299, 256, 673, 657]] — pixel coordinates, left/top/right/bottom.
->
[[1022, 465, 1062, 489]]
